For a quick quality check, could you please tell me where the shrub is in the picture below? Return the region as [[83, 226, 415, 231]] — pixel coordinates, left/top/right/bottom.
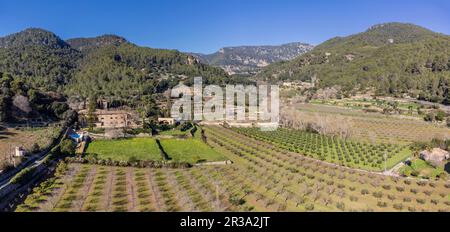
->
[[0, 160, 14, 172], [10, 167, 36, 184], [435, 110, 446, 121], [431, 199, 439, 205], [393, 203, 403, 210], [60, 139, 76, 156], [229, 194, 245, 206], [416, 198, 426, 204], [377, 201, 387, 208], [180, 122, 193, 132], [31, 143, 41, 153], [336, 202, 345, 210], [372, 191, 383, 199], [305, 203, 315, 211]]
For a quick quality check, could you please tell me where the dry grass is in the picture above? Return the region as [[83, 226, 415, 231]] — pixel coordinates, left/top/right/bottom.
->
[[0, 126, 60, 163]]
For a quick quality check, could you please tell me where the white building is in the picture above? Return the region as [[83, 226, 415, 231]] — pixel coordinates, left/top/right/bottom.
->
[[15, 147, 26, 157]]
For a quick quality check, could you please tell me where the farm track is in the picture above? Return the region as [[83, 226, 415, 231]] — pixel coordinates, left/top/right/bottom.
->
[[147, 169, 165, 211]]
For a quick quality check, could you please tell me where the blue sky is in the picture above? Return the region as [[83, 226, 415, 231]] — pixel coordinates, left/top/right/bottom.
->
[[0, 0, 449, 53]]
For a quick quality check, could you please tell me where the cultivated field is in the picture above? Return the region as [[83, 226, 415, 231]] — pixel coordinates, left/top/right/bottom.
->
[[16, 126, 450, 212], [159, 138, 226, 163], [234, 127, 411, 171], [85, 136, 226, 164], [288, 104, 450, 144], [85, 138, 162, 161]]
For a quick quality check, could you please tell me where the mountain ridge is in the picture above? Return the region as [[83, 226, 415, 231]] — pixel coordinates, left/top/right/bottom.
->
[[258, 22, 450, 104], [190, 42, 314, 75], [66, 35, 128, 53]]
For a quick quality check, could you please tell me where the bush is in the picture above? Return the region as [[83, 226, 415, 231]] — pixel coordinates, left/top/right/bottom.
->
[[180, 122, 193, 132], [0, 160, 14, 172], [435, 110, 446, 121], [229, 194, 246, 206], [393, 203, 403, 210], [377, 201, 387, 208], [305, 203, 315, 211], [65, 156, 192, 169], [60, 139, 75, 156], [10, 167, 36, 184], [424, 113, 434, 122], [190, 126, 198, 137], [31, 143, 41, 153], [55, 162, 69, 176]]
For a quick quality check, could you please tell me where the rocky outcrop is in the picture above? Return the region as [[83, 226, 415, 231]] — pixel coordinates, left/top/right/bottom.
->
[[419, 148, 450, 167]]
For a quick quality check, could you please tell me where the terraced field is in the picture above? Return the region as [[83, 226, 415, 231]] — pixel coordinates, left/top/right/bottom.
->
[[16, 126, 450, 212]]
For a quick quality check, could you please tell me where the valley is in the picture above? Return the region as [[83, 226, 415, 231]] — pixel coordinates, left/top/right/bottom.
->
[[0, 22, 449, 213]]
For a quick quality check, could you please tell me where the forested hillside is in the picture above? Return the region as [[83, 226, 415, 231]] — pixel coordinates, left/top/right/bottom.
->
[[0, 28, 81, 92], [258, 23, 450, 104], [65, 41, 231, 101], [0, 28, 232, 122]]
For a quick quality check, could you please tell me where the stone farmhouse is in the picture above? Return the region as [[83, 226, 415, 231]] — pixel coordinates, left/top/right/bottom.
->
[[78, 109, 138, 129]]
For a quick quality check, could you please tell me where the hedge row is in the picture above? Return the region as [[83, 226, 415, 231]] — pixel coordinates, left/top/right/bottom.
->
[[64, 157, 192, 169]]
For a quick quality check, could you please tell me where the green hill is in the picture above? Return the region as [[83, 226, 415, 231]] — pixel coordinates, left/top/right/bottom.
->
[[257, 23, 450, 104], [0, 28, 231, 122], [0, 28, 81, 91]]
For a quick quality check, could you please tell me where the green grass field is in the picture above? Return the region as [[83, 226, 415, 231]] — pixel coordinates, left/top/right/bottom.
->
[[85, 138, 163, 161], [85, 135, 226, 164], [159, 129, 189, 137], [160, 138, 226, 163]]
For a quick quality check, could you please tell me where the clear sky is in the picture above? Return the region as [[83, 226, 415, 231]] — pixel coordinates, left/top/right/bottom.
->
[[0, 0, 449, 53]]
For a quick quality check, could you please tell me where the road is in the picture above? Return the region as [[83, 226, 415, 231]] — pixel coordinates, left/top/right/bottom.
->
[[0, 152, 50, 190]]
